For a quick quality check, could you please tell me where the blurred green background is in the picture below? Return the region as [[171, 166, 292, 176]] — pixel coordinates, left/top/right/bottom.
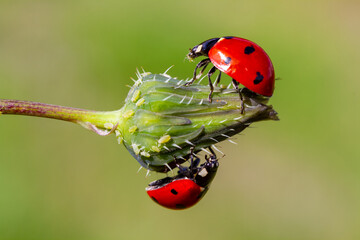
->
[[0, 0, 359, 239]]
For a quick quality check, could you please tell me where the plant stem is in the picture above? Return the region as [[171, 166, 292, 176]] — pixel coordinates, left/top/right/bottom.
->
[[0, 99, 121, 131]]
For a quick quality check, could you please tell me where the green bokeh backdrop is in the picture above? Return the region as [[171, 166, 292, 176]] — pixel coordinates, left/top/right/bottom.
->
[[1, 0, 359, 239]]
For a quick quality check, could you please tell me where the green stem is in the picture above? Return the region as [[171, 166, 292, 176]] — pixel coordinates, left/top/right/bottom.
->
[[0, 99, 121, 132]]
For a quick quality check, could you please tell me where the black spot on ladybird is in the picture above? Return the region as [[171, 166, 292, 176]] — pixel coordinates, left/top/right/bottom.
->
[[253, 72, 264, 85], [224, 36, 234, 39], [151, 197, 158, 203], [224, 57, 231, 64], [171, 189, 178, 195], [244, 46, 255, 55], [175, 204, 186, 209]]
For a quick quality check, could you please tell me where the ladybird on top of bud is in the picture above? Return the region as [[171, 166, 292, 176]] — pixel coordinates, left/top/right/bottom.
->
[[186, 36, 275, 108]]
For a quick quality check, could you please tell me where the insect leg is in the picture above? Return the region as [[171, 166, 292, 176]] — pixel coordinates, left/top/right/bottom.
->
[[207, 66, 217, 102], [185, 58, 211, 86], [232, 79, 244, 114], [214, 71, 222, 86]]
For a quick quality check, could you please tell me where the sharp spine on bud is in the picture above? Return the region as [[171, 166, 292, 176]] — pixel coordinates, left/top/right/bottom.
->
[[221, 134, 230, 138], [219, 119, 228, 123], [163, 146, 170, 151], [197, 75, 207, 84], [199, 99, 204, 105], [180, 95, 187, 104], [135, 79, 143, 86], [165, 163, 173, 173], [212, 145, 224, 155], [228, 139, 238, 145], [185, 140, 195, 146], [234, 116, 242, 120], [210, 137, 219, 143], [201, 147, 211, 154], [176, 80, 183, 85], [172, 143, 182, 149], [163, 65, 174, 75], [163, 94, 174, 101], [137, 166, 143, 173], [207, 120, 213, 125], [187, 95, 194, 105], [146, 169, 150, 177]]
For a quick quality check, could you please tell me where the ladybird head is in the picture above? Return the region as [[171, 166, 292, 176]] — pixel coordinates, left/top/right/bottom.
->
[[187, 38, 220, 61], [194, 152, 219, 188]]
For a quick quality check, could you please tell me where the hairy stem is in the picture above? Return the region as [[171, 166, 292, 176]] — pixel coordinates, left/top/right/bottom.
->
[[0, 99, 121, 131]]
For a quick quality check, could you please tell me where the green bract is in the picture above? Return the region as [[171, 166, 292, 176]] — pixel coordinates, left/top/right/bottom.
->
[[117, 72, 278, 172]]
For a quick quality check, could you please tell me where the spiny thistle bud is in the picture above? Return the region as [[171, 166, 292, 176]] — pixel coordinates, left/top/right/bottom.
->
[[117, 72, 278, 172]]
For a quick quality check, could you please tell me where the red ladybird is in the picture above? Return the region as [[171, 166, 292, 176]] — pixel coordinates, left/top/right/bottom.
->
[[146, 151, 219, 210], [186, 36, 275, 108]]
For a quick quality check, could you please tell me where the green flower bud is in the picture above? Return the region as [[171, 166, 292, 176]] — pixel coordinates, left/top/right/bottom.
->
[[117, 72, 278, 172], [1, 71, 278, 173]]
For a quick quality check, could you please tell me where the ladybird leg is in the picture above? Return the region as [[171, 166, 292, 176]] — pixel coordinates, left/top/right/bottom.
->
[[214, 71, 222, 87], [232, 79, 244, 114], [192, 155, 200, 169], [207, 66, 217, 102], [185, 58, 210, 86], [175, 155, 192, 178], [188, 147, 200, 175], [198, 61, 210, 77], [204, 146, 217, 162], [208, 146, 216, 157], [176, 164, 189, 176], [192, 58, 210, 82], [188, 147, 200, 168]]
